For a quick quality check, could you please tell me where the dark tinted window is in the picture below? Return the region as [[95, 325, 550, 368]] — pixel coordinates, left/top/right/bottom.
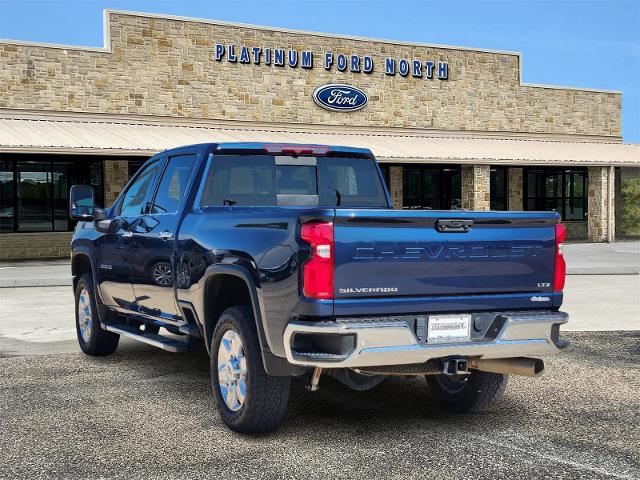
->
[[0, 161, 14, 232], [201, 155, 387, 207], [151, 154, 197, 214], [202, 155, 276, 206], [318, 158, 387, 207], [490, 166, 508, 210], [276, 165, 316, 195], [524, 167, 587, 220], [120, 162, 158, 217]]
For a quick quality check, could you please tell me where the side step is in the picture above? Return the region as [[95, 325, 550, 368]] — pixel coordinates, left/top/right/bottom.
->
[[102, 323, 191, 353]]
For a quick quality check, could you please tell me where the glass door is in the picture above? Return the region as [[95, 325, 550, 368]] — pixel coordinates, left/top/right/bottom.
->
[[17, 162, 51, 232]]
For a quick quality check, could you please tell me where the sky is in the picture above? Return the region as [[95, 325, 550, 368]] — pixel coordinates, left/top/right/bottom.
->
[[0, 0, 638, 142]]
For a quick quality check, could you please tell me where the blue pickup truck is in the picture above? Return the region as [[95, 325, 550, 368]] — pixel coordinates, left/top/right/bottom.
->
[[69, 142, 569, 433]]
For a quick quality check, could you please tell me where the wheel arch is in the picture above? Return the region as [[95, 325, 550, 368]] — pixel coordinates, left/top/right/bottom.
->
[[71, 248, 109, 322], [201, 264, 303, 377]]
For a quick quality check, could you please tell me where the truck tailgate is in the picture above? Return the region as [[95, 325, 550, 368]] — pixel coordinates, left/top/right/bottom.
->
[[332, 209, 559, 304]]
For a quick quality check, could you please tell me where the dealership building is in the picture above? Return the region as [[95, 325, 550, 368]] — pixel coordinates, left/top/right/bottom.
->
[[0, 10, 639, 259]]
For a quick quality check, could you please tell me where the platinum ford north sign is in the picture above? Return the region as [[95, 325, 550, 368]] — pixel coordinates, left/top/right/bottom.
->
[[313, 84, 368, 112]]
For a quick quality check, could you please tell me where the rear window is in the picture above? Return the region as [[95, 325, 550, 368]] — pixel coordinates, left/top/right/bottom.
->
[[200, 155, 387, 207]]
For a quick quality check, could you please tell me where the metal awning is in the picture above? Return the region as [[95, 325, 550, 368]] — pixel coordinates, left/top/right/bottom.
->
[[1, 111, 638, 166]]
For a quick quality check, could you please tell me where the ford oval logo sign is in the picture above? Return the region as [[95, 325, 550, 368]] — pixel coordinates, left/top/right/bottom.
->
[[312, 84, 368, 112]]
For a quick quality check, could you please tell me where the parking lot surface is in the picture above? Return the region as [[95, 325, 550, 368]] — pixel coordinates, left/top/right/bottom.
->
[[1, 331, 639, 480]]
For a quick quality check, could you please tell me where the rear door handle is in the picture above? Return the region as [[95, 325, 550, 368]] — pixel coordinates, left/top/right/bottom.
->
[[158, 231, 174, 240], [436, 219, 473, 233]]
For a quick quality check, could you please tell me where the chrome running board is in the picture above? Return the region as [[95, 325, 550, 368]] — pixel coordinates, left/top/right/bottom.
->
[[101, 323, 190, 353]]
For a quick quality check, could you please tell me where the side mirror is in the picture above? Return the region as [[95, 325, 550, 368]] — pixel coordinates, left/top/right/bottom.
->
[[69, 185, 95, 221]]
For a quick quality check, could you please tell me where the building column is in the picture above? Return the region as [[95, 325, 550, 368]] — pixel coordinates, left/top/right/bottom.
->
[[388, 166, 403, 209], [461, 165, 490, 211], [587, 166, 615, 242], [507, 167, 523, 210], [104, 160, 129, 207]]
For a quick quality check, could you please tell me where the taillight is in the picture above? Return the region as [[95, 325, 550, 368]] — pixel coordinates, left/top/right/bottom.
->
[[554, 223, 566, 292], [300, 222, 334, 299]]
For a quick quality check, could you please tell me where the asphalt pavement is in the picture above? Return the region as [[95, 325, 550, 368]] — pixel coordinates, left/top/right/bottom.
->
[[1, 332, 639, 479], [0, 242, 638, 479]]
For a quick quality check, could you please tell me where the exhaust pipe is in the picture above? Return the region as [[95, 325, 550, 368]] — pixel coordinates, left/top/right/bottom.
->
[[470, 357, 544, 377]]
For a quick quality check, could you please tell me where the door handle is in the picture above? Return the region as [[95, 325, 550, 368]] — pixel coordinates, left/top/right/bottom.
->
[[120, 230, 133, 238], [436, 219, 473, 233], [158, 231, 174, 240]]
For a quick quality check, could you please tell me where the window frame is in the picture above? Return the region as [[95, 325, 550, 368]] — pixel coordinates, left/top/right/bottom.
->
[[490, 166, 508, 211], [0, 157, 105, 233], [398, 164, 462, 210], [197, 154, 389, 209], [148, 152, 199, 216], [114, 158, 162, 218], [523, 167, 588, 221]]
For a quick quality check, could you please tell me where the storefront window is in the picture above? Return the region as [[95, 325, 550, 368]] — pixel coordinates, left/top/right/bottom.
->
[[524, 168, 588, 220], [490, 166, 508, 210], [401, 165, 461, 210], [0, 161, 15, 232], [0, 155, 104, 233]]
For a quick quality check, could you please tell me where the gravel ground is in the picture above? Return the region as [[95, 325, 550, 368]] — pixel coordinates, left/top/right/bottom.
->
[[1, 331, 639, 480]]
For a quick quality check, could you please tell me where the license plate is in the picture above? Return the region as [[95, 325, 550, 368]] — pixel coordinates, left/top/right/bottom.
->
[[427, 314, 471, 343]]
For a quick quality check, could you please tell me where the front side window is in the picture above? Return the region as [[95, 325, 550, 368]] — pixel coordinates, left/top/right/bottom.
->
[[151, 154, 197, 214], [119, 162, 159, 217]]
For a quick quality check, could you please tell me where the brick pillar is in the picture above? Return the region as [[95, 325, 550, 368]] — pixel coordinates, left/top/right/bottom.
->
[[507, 167, 523, 210], [461, 165, 490, 211], [388, 166, 403, 209], [588, 166, 615, 242], [104, 160, 129, 207]]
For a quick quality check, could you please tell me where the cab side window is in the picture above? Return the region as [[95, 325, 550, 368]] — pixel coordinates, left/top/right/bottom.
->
[[119, 162, 159, 217], [151, 154, 197, 214]]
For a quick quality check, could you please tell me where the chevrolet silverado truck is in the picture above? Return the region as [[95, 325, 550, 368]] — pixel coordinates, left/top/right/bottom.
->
[[69, 142, 569, 433]]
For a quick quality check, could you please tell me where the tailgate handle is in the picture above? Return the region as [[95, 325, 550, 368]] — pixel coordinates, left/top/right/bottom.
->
[[436, 219, 473, 233]]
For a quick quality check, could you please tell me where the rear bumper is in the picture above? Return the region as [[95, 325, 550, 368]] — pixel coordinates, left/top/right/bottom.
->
[[283, 310, 569, 368]]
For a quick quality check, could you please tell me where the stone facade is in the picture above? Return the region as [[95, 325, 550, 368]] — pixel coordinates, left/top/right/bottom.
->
[[461, 165, 490, 211], [388, 166, 403, 209], [0, 11, 621, 138], [104, 160, 129, 206], [588, 166, 615, 242], [0, 232, 72, 260], [507, 167, 523, 211]]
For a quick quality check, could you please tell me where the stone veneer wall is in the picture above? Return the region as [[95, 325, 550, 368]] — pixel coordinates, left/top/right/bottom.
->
[[0, 232, 72, 260], [0, 12, 621, 137], [507, 167, 523, 210], [588, 166, 614, 242], [104, 160, 129, 206], [388, 166, 403, 209], [461, 165, 490, 211]]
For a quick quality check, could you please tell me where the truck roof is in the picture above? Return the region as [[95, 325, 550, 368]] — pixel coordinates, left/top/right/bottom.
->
[[165, 142, 375, 158]]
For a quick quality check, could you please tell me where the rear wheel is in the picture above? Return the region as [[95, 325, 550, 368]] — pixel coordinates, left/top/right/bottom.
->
[[211, 306, 290, 434], [426, 370, 508, 413], [75, 273, 119, 356]]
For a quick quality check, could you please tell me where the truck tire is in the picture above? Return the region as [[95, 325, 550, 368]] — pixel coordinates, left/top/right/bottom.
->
[[426, 370, 508, 413], [211, 306, 290, 434], [75, 273, 119, 356]]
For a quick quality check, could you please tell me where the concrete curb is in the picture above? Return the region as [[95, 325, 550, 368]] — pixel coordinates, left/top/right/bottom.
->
[[566, 267, 640, 275], [0, 279, 73, 288]]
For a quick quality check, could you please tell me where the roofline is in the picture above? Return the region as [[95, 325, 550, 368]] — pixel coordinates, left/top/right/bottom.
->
[[0, 9, 623, 96]]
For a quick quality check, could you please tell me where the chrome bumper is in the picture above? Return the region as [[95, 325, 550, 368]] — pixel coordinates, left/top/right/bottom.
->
[[283, 311, 569, 368]]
